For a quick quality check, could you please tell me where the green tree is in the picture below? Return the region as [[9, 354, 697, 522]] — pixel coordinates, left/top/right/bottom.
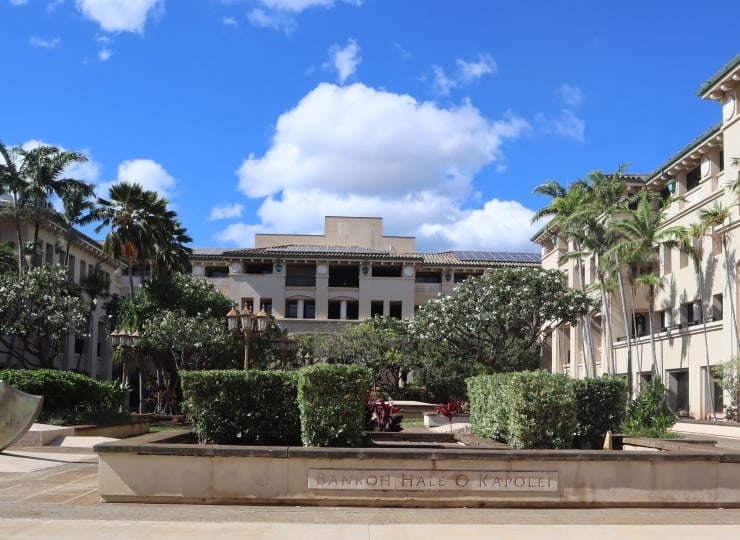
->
[[699, 201, 740, 354], [94, 182, 191, 296], [110, 273, 236, 414], [0, 141, 28, 274], [59, 183, 98, 266], [411, 267, 593, 399], [608, 191, 686, 377], [307, 316, 418, 398], [532, 178, 598, 377], [0, 265, 86, 368], [14, 145, 91, 269]]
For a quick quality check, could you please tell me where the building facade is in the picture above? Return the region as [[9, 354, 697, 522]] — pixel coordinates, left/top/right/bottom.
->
[[533, 54, 740, 420], [188, 216, 540, 334]]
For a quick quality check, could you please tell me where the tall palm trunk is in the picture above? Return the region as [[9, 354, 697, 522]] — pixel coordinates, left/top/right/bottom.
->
[[574, 249, 596, 377], [722, 236, 740, 354], [615, 254, 634, 400]]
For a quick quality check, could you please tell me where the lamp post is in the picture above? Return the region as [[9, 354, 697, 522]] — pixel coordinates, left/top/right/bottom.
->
[[109, 328, 143, 413], [226, 305, 268, 370]]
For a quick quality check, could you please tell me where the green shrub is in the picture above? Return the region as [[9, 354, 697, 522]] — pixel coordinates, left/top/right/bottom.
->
[[467, 373, 513, 441], [297, 364, 371, 447], [0, 368, 126, 424], [574, 375, 627, 447], [180, 370, 301, 445], [507, 371, 576, 449], [622, 377, 676, 438]]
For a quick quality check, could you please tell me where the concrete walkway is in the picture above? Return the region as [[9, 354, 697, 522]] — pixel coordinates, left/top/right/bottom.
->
[[2, 436, 740, 539]]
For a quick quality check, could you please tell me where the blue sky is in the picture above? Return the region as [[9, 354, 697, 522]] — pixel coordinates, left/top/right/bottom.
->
[[1, 1, 738, 253]]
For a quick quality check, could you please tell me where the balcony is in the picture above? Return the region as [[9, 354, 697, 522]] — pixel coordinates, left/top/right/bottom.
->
[[285, 276, 316, 287]]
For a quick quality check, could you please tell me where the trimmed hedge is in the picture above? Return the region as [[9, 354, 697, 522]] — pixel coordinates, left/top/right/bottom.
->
[[181, 370, 301, 445], [0, 368, 127, 422], [574, 375, 627, 447], [507, 371, 576, 449], [467, 370, 578, 449], [467, 373, 512, 441], [297, 364, 371, 448]]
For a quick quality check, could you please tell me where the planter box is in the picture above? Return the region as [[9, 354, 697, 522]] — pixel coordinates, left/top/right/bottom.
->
[[423, 412, 470, 428], [94, 431, 740, 508]]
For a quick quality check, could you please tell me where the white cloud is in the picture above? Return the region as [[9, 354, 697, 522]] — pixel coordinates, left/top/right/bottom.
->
[[47, 0, 64, 12], [557, 83, 584, 107], [222, 83, 535, 251], [97, 158, 176, 200], [209, 203, 244, 221], [456, 53, 497, 83], [328, 39, 361, 83], [247, 0, 361, 30], [432, 53, 497, 95], [98, 48, 113, 61], [29, 36, 60, 48], [536, 109, 585, 142], [75, 0, 164, 34], [10, 0, 28, 5], [18, 139, 101, 183], [222, 16, 238, 27]]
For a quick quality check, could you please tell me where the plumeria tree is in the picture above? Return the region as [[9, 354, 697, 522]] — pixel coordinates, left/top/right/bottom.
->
[[410, 267, 593, 398], [0, 265, 86, 368]]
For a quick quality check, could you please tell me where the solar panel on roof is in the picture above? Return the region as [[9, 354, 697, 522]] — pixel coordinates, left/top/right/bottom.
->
[[453, 251, 540, 263]]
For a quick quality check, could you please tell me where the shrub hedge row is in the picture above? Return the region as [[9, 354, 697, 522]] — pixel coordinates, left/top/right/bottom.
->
[[467, 371, 627, 449], [0, 368, 127, 423], [181, 364, 371, 447], [180, 370, 302, 445]]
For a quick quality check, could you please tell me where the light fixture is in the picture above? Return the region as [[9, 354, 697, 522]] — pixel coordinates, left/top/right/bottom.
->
[[444, 270, 452, 282], [361, 262, 369, 275], [274, 260, 283, 273], [226, 304, 269, 369]]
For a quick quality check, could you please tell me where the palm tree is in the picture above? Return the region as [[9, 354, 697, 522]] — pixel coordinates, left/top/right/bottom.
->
[[681, 222, 716, 419], [0, 141, 27, 275], [59, 183, 97, 266], [14, 145, 91, 269], [608, 191, 686, 377], [532, 178, 597, 377], [699, 201, 740, 354], [94, 182, 173, 297], [76, 264, 112, 372]]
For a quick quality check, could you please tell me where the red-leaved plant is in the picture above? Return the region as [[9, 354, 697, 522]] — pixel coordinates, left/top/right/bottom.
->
[[366, 394, 403, 432], [436, 400, 462, 432]]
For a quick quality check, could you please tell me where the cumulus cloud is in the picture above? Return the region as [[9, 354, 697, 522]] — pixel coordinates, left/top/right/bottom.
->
[[16, 139, 101, 184], [209, 203, 244, 221], [96, 158, 176, 201], [10, 0, 28, 5], [220, 83, 536, 251], [432, 53, 497, 95], [222, 16, 238, 27], [98, 48, 113, 61], [75, 0, 164, 33], [29, 36, 60, 48], [328, 39, 361, 83]]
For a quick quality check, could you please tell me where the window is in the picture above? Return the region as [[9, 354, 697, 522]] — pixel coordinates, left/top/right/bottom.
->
[[80, 260, 87, 281], [371, 301, 384, 317], [67, 255, 75, 282], [286, 300, 299, 319], [240, 297, 255, 310], [686, 166, 701, 191], [206, 267, 229, 278], [682, 301, 702, 326], [329, 265, 359, 287], [346, 301, 358, 320], [415, 272, 441, 283], [720, 150, 725, 172], [371, 265, 401, 278], [712, 293, 723, 321], [285, 264, 316, 287], [286, 300, 315, 319], [662, 244, 672, 275], [389, 301, 402, 319], [45, 243, 54, 265], [244, 262, 273, 274]]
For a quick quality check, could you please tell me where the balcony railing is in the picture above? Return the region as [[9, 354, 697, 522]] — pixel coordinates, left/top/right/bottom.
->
[[285, 276, 316, 287]]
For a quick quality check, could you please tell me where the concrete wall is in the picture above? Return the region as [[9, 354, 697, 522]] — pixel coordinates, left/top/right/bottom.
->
[[95, 432, 740, 508]]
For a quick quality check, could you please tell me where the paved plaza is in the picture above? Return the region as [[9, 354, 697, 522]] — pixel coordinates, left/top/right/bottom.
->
[[1, 436, 740, 539]]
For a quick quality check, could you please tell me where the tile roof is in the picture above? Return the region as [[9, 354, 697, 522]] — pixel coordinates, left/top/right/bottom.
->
[[696, 53, 740, 96], [647, 121, 722, 180], [190, 245, 541, 267]]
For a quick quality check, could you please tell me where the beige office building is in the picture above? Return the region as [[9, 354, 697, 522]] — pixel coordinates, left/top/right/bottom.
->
[[533, 54, 740, 420]]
